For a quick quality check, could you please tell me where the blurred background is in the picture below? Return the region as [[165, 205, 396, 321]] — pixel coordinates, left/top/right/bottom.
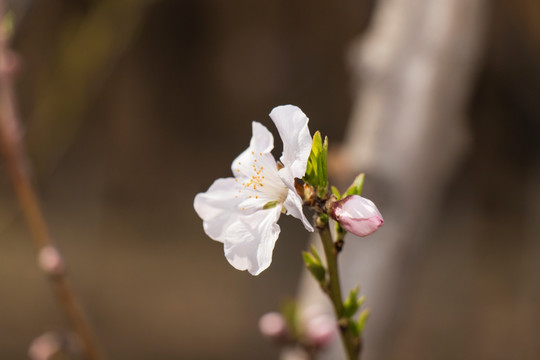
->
[[0, 0, 538, 359]]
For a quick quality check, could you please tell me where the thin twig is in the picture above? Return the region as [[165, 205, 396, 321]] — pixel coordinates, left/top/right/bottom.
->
[[0, 3, 104, 359], [318, 220, 359, 360]]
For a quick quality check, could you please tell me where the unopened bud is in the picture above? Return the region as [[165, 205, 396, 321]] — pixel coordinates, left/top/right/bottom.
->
[[331, 195, 383, 237], [28, 332, 61, 360], [305, 314, 336, 348], [259, 312, 288, 341], [38, 246, 65, 276]]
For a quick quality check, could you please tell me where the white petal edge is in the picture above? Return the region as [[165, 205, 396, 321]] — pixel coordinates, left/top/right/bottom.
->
[[283, 188, 314, 232], [223, 206, 282, 275], [231, 121, 274, 175], [250, 121, 274, 153], [194, 178, 242, 242], [341, 195, 382, 219], [269, 105, 312, 179]]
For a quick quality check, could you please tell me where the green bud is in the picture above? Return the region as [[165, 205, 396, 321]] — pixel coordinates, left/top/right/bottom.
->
[[303, 131, 328, 198], [302, 251, 326, 284], [357, 295, 366, 308], [343, 286, 360, 318], [356, 308, 370, 334]]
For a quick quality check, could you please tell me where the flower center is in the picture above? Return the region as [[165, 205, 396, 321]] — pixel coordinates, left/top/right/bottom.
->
[[244, 155, 265, 191], [234, 151, 288, 207]]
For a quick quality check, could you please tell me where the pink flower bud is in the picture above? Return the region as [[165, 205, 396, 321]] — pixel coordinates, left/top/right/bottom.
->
[[304, 314, 336, 348], [259, 312, 287, 341], [332, 195, 383, 237], [28, 332, 61, 360], [38, 246, 65, 276]]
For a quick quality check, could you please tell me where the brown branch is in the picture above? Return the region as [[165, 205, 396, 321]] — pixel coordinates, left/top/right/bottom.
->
[[0, 3, 104, 360]]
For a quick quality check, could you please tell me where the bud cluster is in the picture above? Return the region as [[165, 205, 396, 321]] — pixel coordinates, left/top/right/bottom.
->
[[298, 129, 384, 360], [258, 304, 336, 355]]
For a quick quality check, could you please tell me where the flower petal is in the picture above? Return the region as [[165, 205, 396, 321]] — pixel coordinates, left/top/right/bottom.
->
[[231, 121, 274, 176], [194, 178, 242, 242], [269, 105, 312, 179], [223, 206, 282, 275], [250, 121, 274, 153], [283, 188, 314, 232], [339, 195, 382, 219]]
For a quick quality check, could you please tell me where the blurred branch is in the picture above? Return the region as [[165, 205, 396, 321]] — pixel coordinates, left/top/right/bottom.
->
[[0, 3, 104, 360]]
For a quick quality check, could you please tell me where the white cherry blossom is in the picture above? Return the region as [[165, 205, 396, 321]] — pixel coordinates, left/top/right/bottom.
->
[[194, 105, 314, 275]]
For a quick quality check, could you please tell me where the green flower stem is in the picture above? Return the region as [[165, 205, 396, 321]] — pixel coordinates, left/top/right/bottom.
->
[[318, 220, 359, 360]]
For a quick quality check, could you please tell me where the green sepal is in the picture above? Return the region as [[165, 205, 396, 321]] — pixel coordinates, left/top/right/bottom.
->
[[303, 131, 328, 197], [343, 286, 360, 318], [263, 200, 280, 210], [344, 173, 365, 197], [302, 251, 326, 284]]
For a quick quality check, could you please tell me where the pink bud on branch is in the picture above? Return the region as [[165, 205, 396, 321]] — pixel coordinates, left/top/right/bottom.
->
[[258, 312, 288, 341], [38, 246, 65, 276], [304, 314, 336, 348], [28, 333, 61, 360], [331, 195, 383, 237]]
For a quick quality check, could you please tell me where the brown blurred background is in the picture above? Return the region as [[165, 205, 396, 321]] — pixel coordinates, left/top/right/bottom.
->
[[0, 0, 539, 359]]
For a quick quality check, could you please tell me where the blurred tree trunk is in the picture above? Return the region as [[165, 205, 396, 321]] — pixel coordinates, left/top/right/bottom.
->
[[287, 0, 487, 359]]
